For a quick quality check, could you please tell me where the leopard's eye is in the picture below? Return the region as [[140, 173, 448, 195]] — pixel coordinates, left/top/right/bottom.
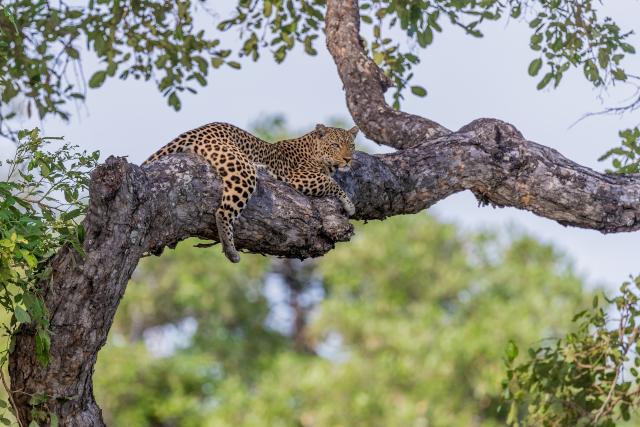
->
[[331, 143, 340, 149]]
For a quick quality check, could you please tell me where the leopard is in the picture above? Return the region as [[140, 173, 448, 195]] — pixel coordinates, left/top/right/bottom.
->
[[143, 122, 359, 263]]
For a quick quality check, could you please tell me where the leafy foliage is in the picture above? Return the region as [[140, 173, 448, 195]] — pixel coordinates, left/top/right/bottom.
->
[[220, 0, 636, 108], [599, 127, 640, 174], [221, 0, 500, 107], [361, 0, 504, 107], [523, 0, 634, 90], [1, 1, 637, 175], [504, 276, 640, 426], [0, 0, 232, 136], [1, 1, 635, 134], [0, 128, 98, 421], [217, 0, 325, 63]]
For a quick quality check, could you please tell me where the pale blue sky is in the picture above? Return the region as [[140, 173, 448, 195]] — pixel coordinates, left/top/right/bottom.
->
[[1, 2, 639, 287]]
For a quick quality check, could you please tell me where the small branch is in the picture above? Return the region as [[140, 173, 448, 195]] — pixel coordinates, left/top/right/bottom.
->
[[570, 87, 640, 129], [0, 369, 24, 427]]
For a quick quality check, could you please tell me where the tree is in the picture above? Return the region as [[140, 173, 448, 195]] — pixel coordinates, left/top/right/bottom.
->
[[1, 0, 639, 425]]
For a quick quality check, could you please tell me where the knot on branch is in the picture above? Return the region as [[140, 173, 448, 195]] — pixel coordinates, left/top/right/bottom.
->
[[458, 118, 524, 143], [89, 156, 132, 203]]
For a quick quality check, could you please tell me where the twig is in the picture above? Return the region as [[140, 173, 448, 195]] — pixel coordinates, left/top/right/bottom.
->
[[0, 368, 25, 427]]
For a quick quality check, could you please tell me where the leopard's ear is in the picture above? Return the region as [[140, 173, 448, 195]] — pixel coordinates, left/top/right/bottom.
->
[[315, 123, 327, 137], [348, 126, 359, 137]]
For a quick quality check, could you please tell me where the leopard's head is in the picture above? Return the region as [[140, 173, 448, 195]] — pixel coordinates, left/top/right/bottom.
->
[[314, 124, 359, 172]]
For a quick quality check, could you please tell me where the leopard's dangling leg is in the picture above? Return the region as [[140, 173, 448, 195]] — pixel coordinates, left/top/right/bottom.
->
[[210, 150, 257, 263], [215, 209, 240, 263]]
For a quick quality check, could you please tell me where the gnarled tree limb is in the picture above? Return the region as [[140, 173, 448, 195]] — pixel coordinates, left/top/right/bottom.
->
[[324, 0, 639, 233], [325, 0, 451, 148], [7, 1, 640, 425]]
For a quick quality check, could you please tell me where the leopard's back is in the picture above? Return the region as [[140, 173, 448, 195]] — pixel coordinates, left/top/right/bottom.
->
[[143, 122, 270, 164]]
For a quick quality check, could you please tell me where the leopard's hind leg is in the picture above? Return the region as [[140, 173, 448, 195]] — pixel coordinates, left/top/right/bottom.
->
[[207, 147, 257, 263]]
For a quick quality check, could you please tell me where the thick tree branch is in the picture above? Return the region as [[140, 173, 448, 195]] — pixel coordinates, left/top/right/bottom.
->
[[325, 0, 451, 148], [324, 0, 640, 233], [347, 118, 640, 232]]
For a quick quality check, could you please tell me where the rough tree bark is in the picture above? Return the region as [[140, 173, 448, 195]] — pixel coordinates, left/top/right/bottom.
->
[[8, 0, 640, 425]]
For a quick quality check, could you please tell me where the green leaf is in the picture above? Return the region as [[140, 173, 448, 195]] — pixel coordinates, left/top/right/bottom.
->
[[263, 1, 272, 18], [505, 340, 519, 362], [583, 60, 599, 83], [528, 58, 543, 76], [612, 68, 627, 81], [304, 37, 317, 56], [29, 393, 47, 406], [168, 92, 181, 111], [621, 43, 636, 54], [50, 414, 59, 427], [61, 209, 83, 221], [227, 61, 241, 70], [410, 85, 427, 97], [67, 10, 84, 19], [106, 61, 118, 77], [66, 46, 80, 59], [14, 306, 31, 324], [536, 73, 553, 90], [417, 28, 433, 48], [88, 71, 107, 89], [23, 292, 44, 321], [597, 48, 609, 69], [20, 249, 37, 269], [35, 328, 51, 367]]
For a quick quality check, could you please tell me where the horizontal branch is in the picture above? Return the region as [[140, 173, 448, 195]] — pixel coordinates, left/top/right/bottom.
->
[[348, 118, 640, 233], [141, 155, 354, 258]]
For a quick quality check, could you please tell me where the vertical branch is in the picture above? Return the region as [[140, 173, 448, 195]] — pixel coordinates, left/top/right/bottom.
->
[[325, 0, 450, 148]]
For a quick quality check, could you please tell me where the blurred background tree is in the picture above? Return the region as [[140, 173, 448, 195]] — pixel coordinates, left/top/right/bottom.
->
[[93, 117, 593, 427]]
